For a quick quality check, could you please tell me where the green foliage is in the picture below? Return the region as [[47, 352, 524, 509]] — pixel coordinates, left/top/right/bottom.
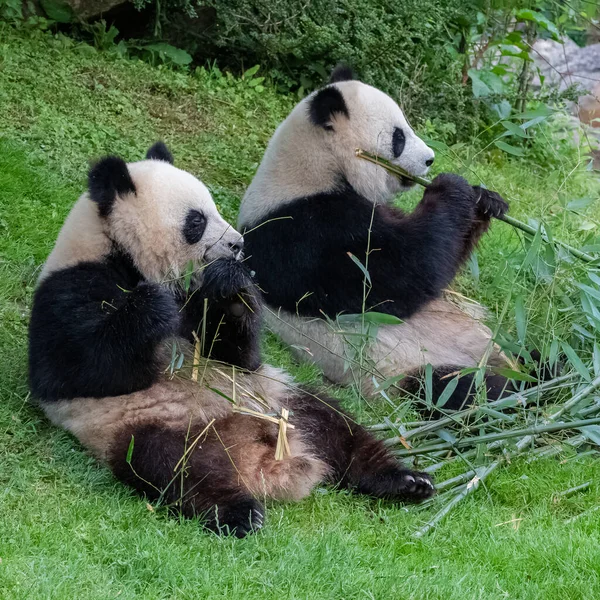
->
[[1, 23, 600, 598], [184, 0, 485, 136], [0, 0, 23, 20]]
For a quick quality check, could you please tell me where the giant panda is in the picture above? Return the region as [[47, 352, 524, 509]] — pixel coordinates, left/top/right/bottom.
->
[[28, 142, 435, 538], [237, 65, 528, 409]]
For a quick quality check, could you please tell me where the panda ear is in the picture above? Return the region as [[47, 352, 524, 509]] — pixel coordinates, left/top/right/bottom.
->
[[329, 63, 355, 84], [88, 156, 136, 217], [308, 86, 349, 131], [146, 141, 174, 164]]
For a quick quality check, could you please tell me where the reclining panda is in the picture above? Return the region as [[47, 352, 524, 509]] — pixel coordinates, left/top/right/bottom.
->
[[238, 66, 522, 408], [28, 142, 434, 538]]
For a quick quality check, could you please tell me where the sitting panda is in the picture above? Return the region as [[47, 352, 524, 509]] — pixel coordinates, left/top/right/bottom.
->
[[28, 142, 434, 538], [238, 65, 522, 409]]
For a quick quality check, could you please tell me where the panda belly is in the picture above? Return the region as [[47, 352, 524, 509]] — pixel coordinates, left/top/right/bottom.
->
[[41, 362, 292, 460], [41, 361, 329, 504], [265, 298, 507, 395]]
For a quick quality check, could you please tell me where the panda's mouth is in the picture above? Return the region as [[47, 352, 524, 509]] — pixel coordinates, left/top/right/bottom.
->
[[400, 176, 416, 188]]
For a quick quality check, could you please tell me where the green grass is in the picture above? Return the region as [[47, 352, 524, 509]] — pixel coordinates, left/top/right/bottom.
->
[[1, 24, 600, 599]]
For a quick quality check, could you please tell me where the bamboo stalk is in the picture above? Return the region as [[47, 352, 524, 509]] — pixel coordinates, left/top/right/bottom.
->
[[564, 505, 600, 524], [556, 481, 591, 498], [355, 149, 597, 264], [395, 416, 600, 457], [549, 375, 600, 420], [385, 374, 575, 446]]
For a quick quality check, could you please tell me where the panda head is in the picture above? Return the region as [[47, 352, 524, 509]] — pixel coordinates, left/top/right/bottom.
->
[[43, 142, 243, 285], [239, 65, 435, 228]]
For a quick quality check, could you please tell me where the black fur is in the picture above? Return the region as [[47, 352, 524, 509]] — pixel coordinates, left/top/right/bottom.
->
[[146, 141, 174, 164], [29, 251, 180, 400], [178, 258, 262, 370], [30, 251, 263, 400], [109, 420, 265, 538], [308, 86, 349, 130], [392, 127, 406, 157], [107, 392, 433, 538], [329, 63, 355, 83], [183, 209, 207, 245], [287, 391, 434, 501], [244, 174, 500, 320], [88, 156, 136, 217]]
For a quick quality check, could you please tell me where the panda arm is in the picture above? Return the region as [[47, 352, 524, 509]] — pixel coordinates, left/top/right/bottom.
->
[[245, 174, 488, 320], [353, 174, 484, 317], [178, 258, 262, 370], [29, 261, 179, 400]]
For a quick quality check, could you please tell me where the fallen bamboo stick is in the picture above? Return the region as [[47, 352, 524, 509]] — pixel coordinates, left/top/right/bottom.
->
[[396, 415, 600, 457]]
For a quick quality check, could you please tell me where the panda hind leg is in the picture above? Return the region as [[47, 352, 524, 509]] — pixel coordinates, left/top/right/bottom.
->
[[288, 392, 435, 503], [405, 355, 561, 415], [108, 420, 265, 538]]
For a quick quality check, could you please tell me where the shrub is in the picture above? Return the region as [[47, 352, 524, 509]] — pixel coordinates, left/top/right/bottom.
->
[[190, 0, 484, 135]]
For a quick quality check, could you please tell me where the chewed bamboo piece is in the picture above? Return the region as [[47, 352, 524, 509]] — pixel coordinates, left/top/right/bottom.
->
[[355, 148, 597, 264]]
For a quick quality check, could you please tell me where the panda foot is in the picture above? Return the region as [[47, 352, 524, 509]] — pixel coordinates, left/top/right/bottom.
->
[[357, 467, 435, 503], [205, 498, 265, 538], [392, 470, 436, 502]]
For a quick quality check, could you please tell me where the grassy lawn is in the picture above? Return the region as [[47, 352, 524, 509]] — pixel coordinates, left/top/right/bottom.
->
[[1, 24, 600, 599]]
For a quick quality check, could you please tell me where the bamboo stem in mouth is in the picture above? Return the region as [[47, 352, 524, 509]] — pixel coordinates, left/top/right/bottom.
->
[[354, 148, 596, 264]]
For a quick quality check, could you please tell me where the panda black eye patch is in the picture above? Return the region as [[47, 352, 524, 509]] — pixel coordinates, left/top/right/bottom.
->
[[392, 127, 406, 158], [183, 209, 207, 244]]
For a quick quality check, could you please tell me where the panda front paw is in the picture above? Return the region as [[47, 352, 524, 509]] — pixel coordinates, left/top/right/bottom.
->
[[473, 186, 509, 219], [202, 258, 256, 299], [202, 258, 262, 320]]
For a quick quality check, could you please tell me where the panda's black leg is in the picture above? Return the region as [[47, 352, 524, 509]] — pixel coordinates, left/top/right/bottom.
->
[[288, 392, 435, 502], [406, 355, 560, 415], [108, 421, 264, 538]]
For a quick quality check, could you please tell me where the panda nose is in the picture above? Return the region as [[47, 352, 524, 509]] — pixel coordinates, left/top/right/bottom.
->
[[229, 238, 244, 257], [425, 157, 434, 167]]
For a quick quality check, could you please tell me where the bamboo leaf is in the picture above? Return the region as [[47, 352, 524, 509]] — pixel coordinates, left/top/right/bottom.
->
[[567, 197, 595, 211], [425, 364, 433, 406], [373, 374, 406, 392], [562, 342, 592, 382], [501, 121, 528, 138], [491, 366, 537, 383], [578, 425, 600, 446], [550, 339, 560, 367], [494, 140, 525, 156], [576, 283, 600, 304], [126, 436, 135, 464], [436, 429, 457, 444], [347, 252, 371, 285], [435, 376, 460, 408], [588, 272, 600, 288], [513, 106, 553, 119], [523, 225, 542, 269], [515, 295, 527, 344], [183, 260, 194, 293], [360, 312, 403, 325]]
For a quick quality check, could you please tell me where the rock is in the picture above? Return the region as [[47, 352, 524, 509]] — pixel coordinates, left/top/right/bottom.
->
[[532, 38, 600, 95]]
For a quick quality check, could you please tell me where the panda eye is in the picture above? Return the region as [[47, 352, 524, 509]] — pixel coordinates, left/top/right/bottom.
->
[[392, 127, 406, 158], [183, 209, 207, 245]]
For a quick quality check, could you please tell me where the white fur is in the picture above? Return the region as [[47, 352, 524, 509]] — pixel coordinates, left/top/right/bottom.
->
[[238, 80, 434, 229], [265, 300, 506, 395], [41, 159, 243, 284]]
